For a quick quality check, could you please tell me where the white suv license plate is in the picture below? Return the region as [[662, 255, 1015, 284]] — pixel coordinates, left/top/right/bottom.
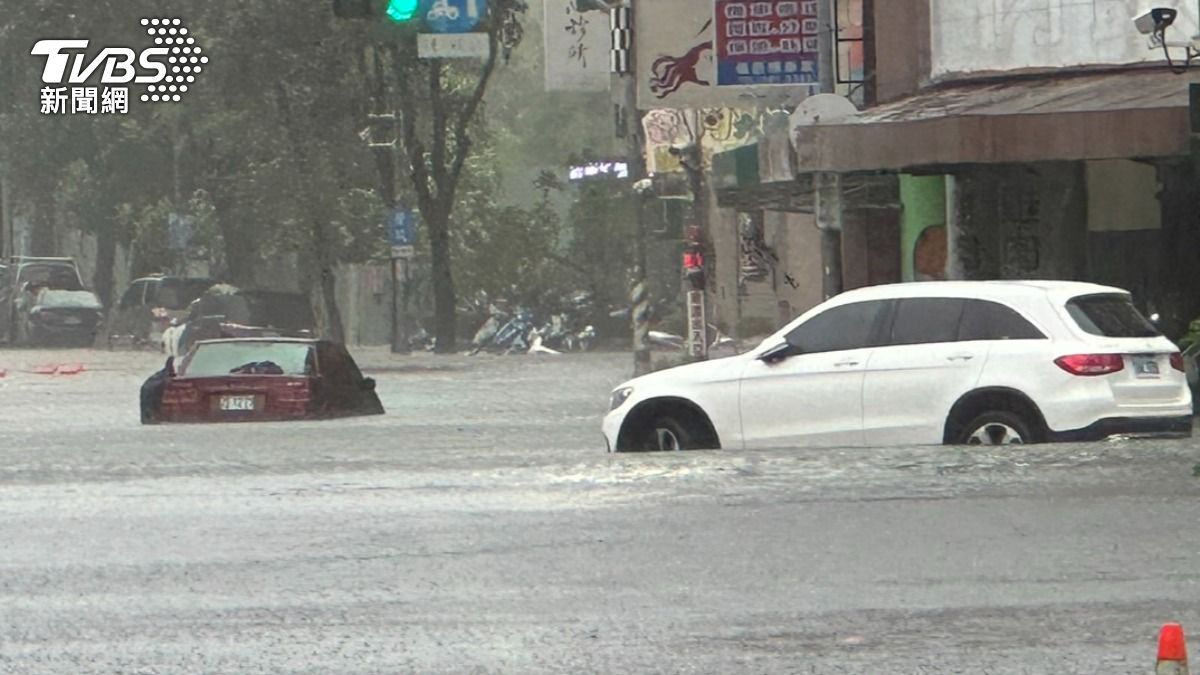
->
[[219, 395, 255, 411], [1132, 356, 1160, 378]]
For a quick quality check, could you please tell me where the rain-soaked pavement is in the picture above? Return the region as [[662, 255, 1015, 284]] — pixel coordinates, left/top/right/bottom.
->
[[1, 346, 1199, 674]]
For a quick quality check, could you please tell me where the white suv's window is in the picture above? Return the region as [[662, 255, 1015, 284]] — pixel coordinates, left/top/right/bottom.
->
[[889, 298, 964, 346], [1065, 294, 1159, 338], [959, 299, 1045, 341], [785, 300, 888, 354]]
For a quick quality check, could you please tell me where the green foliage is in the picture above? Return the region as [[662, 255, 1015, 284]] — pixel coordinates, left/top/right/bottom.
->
[[1179, 317, 1200, 351], [564, 181, 635, 309]]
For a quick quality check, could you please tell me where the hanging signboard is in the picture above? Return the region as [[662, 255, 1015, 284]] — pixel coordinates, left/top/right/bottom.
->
[[544, 0, 611, 91], [418, 33, 490, 58], [635, 0, 817, 109], [713, 0, 819, 87]]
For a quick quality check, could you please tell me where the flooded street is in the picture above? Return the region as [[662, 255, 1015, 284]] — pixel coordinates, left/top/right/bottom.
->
[[1, 348, 1199, 673]]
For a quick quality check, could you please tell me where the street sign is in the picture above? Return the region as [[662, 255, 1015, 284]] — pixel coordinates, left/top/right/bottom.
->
[[390, 245, 415, 259], [417, 32, 490, 58], [686, 290, 707, 358], [423, 0, 487, 33], [167, 213, 194, 252], [387, 208, 416, 246]]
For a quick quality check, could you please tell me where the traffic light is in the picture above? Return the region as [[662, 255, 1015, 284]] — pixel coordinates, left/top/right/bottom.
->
[[385, 0, 419, 22], [332, 0, 418, 22]]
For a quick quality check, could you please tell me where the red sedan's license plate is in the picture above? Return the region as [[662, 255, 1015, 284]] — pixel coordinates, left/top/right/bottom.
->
[[219, 395, 255, 411]]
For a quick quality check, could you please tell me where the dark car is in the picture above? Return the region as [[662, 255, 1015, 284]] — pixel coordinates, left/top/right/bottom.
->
[[0, 257, 87, 342], [170, 285, 317, 357], [142, 338, 383, 424], [15, 288, 105, 347], [110, 275, 215, 348]]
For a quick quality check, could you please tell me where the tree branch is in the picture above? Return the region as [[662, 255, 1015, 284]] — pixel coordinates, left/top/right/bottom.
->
[[445, 29, 499, 208], [429, 58, 448, 203], [393, 50, 437, 223]]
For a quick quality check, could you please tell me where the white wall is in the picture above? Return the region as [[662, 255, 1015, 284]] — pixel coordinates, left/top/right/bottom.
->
[[931, 0, 1199, 78]]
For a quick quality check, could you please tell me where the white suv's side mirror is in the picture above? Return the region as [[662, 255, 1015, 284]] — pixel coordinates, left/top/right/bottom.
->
[[757, 342, 792, 364]]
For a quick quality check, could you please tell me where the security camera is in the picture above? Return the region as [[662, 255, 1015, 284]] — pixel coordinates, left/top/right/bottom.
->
[[1134, 7, 1177, 35]]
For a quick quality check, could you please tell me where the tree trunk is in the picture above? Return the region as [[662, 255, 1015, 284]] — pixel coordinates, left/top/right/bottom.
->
[[30, 192, 55, 256], [93, 216, 117, 307], [210, 189, 256, 285], [428, 205, 456, 352], [319, 262, 346, 345]]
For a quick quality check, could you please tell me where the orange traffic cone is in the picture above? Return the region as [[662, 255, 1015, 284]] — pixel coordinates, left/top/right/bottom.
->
[[1158, 623, 1189, 675]]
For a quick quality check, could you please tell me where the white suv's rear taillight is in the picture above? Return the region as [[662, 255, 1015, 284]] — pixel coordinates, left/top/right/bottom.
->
[[1055, 354, 1124, 376], [1170, 352, 1185, 372]]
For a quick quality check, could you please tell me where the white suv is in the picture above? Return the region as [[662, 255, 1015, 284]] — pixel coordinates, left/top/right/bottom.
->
[[603, 281, 1193, 451]]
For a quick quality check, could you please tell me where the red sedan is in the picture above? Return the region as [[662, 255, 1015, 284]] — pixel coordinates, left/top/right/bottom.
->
[[144, 338, 384, 423]]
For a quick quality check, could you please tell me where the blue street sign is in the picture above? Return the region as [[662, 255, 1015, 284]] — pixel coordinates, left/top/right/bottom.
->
[[167, 213, 194, 252], [387, 208, 416, 246], [422, 0, 487, 33]]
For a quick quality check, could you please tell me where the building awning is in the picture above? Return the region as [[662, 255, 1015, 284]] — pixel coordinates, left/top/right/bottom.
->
[[791, 67, 1200, 173]]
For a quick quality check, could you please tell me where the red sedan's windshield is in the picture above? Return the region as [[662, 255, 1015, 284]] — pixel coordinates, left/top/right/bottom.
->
[[181, 342, 315, 378]]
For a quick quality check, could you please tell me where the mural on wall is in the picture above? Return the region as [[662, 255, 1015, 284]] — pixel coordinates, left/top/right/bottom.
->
[[642, 107, 765, 175], [929, 0, 1198, 79], [636, 0, 815, 109], [738, 211, 778, 288], [544, 0, 611, 92], [913, 225, 947, 280]]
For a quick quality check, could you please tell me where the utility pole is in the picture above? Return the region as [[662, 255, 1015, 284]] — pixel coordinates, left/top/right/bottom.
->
[[366, 45, 410, 354], [592, 1, 651, 376], [815, 0, 843, 300], [614, 3, 652, 376], [0, 168, 9, 260]]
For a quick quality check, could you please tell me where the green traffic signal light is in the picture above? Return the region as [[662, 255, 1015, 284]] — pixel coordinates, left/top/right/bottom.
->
[[385, 0, 419, 22]]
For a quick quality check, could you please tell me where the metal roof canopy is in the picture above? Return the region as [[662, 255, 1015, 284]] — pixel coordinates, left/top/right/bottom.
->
[[714, 173, 900, 213], [791, 67, 1200, 173]]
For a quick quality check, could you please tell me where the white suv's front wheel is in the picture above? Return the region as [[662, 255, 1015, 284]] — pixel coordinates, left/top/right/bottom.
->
[[958, 411, 1034, 446]]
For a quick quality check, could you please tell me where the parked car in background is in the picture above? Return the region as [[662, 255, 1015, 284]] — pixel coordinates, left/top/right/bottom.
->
[[109, 275, 215, 348], [142, 337, 383, 423], [0, 257, 87, 343], [14, 288, 104, 347], [165, 284, 317, 357], [604, 281, 1192, 452]]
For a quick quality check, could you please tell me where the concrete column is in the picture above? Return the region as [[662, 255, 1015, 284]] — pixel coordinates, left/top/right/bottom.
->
[[815, 0, 843, 299], [944, 174, 963, 280], [814, 172, 843, 300]]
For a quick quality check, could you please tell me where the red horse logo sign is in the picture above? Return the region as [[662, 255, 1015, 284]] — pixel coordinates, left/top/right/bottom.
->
[[649, 41, 712, 98]]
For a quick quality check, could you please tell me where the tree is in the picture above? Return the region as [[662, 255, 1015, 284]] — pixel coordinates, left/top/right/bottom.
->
[[369, 2, 529, 352]]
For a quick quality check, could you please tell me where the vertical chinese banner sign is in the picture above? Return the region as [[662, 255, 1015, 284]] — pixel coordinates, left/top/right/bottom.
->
[[544, 0, 611, 92], [714, 0, 819, 87]]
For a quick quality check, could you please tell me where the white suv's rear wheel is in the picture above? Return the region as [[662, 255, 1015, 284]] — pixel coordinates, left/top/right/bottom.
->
[[958, 411, 1033, 446]]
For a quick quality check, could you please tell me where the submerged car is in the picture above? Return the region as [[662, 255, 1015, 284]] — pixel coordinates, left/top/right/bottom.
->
[[603, 280, 1193, 452], [15, 288, 104, 347], [142, 338, 383, 424]]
